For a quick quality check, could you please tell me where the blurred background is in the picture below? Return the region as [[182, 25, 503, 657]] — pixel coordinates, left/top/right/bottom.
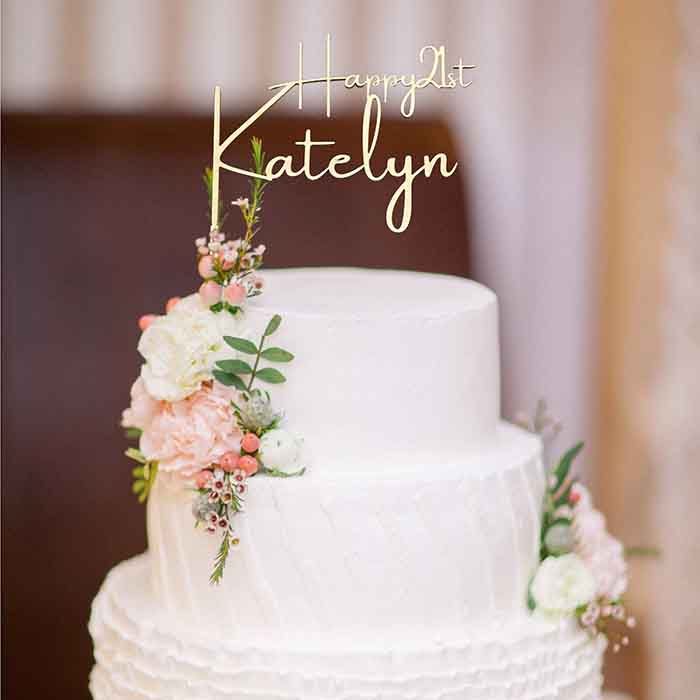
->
[[2, 1, 698, 699]]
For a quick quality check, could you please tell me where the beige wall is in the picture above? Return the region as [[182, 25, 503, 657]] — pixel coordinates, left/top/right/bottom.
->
[[598, 2, 681, 698]]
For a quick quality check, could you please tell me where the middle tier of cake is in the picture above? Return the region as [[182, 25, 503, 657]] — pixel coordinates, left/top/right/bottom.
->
[[147, 422, 543, 646]]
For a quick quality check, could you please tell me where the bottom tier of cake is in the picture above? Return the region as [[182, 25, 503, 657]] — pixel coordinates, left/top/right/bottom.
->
[[89, 556, 605, 700]]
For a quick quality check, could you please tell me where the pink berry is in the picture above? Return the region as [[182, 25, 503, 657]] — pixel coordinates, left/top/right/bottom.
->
[[165, 296, 180, 313], [198, 255, 216, 279], [195, 470, 211, 489], [199, 281, 222, 307], [238, 455, 258, 476], [241, 433, 260, 453], [138, 314, 157, 331], [220, 451, 239, 472], [223, 283, 246, 305]]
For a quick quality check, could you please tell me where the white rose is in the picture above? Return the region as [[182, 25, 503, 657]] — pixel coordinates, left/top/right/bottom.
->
[[137, 293, 244, 402], [531, 553, 596, 614], [258, 429, 303, 472]]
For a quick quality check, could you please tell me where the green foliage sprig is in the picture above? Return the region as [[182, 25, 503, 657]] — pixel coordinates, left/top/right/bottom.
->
[[539, 442, 583, 561], [213, 314, 293, 394], [126, 448, 158, 504]]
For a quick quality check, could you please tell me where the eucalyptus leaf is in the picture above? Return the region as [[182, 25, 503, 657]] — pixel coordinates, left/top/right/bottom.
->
[[224, 336, 258, 354], [132, 466, 145, 478], [217, 359, 253, 374], [124, 427, 142, 440], [210, 301, 224, 313], [255, 367, 286, 384], [132, 480, 145, 493], [260, 347, 294, 363], [263, 314, 282, 337], [213, 370, 248, 392]]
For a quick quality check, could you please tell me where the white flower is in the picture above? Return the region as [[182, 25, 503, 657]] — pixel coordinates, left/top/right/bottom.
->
[[258, 429, 303, 472], [137, 293, 244, 402], [531, 553, 596, 614], [572, 484, 628, 600]]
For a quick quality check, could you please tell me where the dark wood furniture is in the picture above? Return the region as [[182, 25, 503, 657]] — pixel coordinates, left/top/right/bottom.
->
[[1, 112, 469, 699]]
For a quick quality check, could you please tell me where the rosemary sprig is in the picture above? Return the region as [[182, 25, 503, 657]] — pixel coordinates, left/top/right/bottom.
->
[[210, 531, 232, 585]]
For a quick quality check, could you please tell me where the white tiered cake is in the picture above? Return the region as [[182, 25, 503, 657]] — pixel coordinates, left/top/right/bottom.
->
[[89, 268, 605, 699]]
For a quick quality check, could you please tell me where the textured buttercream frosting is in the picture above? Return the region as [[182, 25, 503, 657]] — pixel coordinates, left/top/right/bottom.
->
[[90, 555, 605, 700], [147, 423, 545, 645], [243, 268, 501, 470]]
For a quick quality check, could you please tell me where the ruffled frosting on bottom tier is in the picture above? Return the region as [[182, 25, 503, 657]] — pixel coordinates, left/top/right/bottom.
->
[[89, 556, 605, 700]]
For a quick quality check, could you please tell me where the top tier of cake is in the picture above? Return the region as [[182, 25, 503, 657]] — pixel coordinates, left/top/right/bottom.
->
[[245, 268, 500, 470]]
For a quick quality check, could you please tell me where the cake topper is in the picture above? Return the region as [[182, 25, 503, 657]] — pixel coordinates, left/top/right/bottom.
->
[[207, 35, 474, 233]]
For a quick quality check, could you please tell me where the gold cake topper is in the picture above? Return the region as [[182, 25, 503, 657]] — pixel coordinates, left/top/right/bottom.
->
[[210, 35, 475, 233]]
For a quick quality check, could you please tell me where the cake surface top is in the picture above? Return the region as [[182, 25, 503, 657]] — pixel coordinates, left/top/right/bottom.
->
[[248, 267, 496, 318]]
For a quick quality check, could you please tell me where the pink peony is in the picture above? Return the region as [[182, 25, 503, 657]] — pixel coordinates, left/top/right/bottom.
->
[[121, 377, 160, 430], [139, 382, 241, 477], [571, 484, 628, 600]]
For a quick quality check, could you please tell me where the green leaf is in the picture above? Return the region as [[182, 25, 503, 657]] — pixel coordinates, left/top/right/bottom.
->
[[224, 336, 258, 354], [132, 466, 145, 478], [210, 302, 224, 313], [552, 442, 584, 492], [213, 370, 248, 392], [216, 359, 253, 374], [260, 347, 294, 363], [132, 480, 145, 493], [263, 314, 282, 337], [125, 447, 146, 463], [124, 427, 142, 440], [625, 546, 662, 558], [255, 367, 286, 384]]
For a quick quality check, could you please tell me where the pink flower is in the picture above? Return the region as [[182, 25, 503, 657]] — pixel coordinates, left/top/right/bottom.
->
[[223, 283, 246, 305], [121, 377, 160, 430], [199, 280, 222, 307], [138, 314, 157, 331], [139, 382, 242, 477], [165, 296, 180, 313], [220, 451, 239, 472], [238, 454, 258, 476], [198, 255, 216, 279], [240, 433, 260, 453], [572, 484, 628, 600], [194, 470, 211, 489]]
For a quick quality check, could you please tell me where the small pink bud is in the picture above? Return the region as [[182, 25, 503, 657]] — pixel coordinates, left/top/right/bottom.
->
[[195, 470, 211, 489], [198, 255, 216, 279], [223, 283, 246, 306], [165, 296, 180, 313], [220, 451, 239, 473], [138, 314, 157, 331], [199, 281, 222, 307], [569, 490, 581, 505], [241, 433, 260, 453], [220, 253, 235, 270], [238, 455, 258, 476], [198, 246, 209, 256]]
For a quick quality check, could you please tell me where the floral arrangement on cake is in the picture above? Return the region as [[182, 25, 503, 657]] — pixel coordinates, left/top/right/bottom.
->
[[122, 138, 305, 583], [519, 402, 656, 653]]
